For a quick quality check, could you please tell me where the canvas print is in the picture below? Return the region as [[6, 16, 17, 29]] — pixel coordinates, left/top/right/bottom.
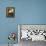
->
[[18, 25, 46, 46], [18, 25, 46, 41], [6, 7, 15, 17]]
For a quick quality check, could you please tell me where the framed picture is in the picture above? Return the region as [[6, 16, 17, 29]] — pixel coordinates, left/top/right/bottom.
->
[[6, 7, 15, 17], [18, 24, 46, 42]]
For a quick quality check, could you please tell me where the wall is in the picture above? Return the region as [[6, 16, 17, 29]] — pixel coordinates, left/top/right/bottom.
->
[[0, 0, 46, 44]]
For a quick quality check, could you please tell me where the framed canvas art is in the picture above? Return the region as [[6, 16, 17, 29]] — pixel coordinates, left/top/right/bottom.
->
[[6, 7, 15, 17]]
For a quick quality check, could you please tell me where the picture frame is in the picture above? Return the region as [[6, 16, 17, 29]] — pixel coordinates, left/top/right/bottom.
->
[[6, 7, 15, 17]]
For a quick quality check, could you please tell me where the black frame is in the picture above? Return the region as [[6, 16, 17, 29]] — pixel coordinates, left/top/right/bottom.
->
[[6, 7, 15, 17]]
